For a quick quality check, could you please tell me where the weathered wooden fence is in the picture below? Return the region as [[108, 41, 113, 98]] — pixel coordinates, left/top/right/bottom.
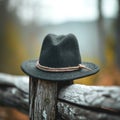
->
[[0, 72, 120, 120]]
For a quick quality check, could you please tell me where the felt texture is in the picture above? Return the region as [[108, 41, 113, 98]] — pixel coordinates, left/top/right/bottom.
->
[[39, 34, 81, 67], [21, 33, 99, 81]]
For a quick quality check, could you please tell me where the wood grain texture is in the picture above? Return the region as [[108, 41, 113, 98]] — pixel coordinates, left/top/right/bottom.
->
[[29, 77, 57, 120], [58, 102, 120, 120], [0, 73, 120, 120], [58, 84, 120, 111]]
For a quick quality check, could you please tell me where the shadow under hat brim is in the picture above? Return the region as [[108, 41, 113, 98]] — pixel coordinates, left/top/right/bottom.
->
[[21, 59, 100, 81]]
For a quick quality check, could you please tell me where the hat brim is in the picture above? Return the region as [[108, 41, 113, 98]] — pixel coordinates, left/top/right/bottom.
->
[[21, 59, 100, 81]]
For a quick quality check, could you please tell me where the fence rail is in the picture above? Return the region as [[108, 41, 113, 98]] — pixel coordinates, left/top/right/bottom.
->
[[0, 73, 120, 120]]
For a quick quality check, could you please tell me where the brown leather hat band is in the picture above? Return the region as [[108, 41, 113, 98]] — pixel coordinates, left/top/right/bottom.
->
[[36, 61, 92, 72]]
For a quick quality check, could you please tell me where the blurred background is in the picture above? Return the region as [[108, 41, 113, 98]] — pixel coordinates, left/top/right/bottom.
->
[[0, 0, 120, 119]]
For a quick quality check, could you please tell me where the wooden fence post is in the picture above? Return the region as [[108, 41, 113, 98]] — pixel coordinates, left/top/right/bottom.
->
[[29, 77, 57, 120], [29, 76, 72, 120]]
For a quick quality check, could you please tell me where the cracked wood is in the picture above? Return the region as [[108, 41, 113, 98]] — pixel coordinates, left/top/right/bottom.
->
[[0, 73, 120, 120]]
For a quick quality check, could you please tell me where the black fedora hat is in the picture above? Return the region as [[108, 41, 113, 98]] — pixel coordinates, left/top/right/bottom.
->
[[21, 33, 99, 81]]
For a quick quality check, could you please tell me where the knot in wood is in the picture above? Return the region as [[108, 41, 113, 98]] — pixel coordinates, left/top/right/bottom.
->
[[44, 98, 50, 105]]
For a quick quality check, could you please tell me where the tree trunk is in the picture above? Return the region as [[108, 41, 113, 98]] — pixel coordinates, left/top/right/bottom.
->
[[115, 0, 120, 68], [97, 0, 106, 64]]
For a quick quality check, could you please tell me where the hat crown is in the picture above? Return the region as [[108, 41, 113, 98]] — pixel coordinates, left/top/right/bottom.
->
[[39, 34, 81, 68]]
